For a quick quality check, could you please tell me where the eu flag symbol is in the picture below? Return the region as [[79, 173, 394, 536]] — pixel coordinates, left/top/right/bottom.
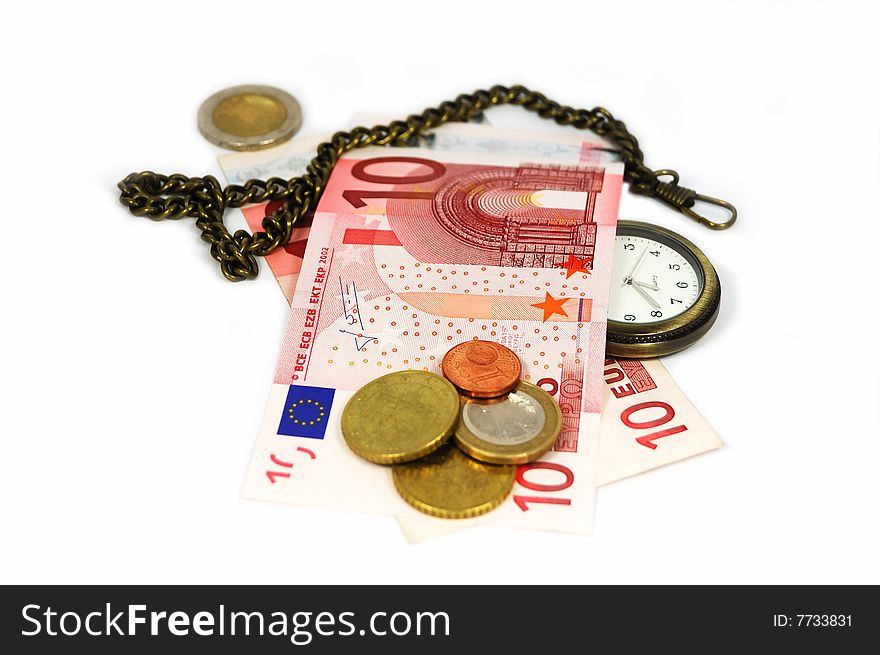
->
[[277, 385, 336, 440]]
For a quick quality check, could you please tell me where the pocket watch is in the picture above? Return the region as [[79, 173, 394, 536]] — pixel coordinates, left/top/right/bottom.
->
[[606, 220, 721, 358]]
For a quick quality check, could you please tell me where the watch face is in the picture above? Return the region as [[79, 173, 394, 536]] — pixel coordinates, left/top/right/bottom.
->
[[608, 227, 704, 324]]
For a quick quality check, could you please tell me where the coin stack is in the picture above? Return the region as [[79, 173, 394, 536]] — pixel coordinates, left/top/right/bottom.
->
[[341, 340, 562, 519]]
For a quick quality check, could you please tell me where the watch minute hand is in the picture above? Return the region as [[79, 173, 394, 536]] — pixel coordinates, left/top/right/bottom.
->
[[629, 247, 649, 277], [630, 282, 660, 309], [621, 247, 650, 287]]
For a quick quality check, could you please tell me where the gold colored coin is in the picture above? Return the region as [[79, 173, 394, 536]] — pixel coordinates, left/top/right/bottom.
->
[[197, 85, 302, 151], [454, 381, 562, 465], [212, 93, 288, 137], [341, 370, 459, 464], [392, 445, 515, 519]]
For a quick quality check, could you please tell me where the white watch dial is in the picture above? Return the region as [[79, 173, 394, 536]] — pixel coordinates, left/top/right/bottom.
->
[[608, 234, 701, 324]]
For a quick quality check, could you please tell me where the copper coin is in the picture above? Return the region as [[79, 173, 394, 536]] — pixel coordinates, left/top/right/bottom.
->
[[440, 340, 521, 398]]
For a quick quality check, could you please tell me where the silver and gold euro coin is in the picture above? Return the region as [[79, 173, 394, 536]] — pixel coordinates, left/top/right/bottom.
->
[[197, 84, 302, 151], [454, 381, 562, 465]]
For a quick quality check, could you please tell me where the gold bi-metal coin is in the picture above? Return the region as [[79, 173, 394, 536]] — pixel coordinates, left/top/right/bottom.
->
[[341, 370, 459, 465], [454, 381, 562, 465], [391, 445, 515, 519], [197, 85, 302, 151]]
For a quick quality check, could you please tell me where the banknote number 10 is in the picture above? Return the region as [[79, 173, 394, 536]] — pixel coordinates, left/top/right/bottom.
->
[[513, 462, 574, 511], [621, 401, 688, 450], [342, 157, 446, 208]]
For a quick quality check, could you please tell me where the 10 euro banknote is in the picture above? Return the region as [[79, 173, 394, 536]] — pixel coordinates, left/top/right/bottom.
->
[[219, 125, 723, 500], [239, 132, 624, 534]]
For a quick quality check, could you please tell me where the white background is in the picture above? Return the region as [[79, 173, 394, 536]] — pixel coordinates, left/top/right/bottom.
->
[[2, 0, 878, 584]]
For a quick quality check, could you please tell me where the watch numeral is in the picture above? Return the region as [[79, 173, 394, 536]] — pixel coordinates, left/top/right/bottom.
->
[[676, 281, 688, 288], [651, 310, 663, 318], [650, 250, 660, 257], [669, 264, 680, 270], [671, 298, 682, 305], [623, 243, 635, 251], [624, 314, 636, 322]]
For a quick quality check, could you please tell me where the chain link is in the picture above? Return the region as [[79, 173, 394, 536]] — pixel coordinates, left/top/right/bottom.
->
[[117, 84, 733, 282]]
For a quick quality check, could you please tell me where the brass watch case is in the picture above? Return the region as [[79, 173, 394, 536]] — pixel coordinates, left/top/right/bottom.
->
[[606, 220, 721, 359]]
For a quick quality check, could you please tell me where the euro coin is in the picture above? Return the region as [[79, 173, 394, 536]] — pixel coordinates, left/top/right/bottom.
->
[[454, 381, 562, 465], [392, 444, 515, 519], [440, 340, 521, 398], [197, 85, 302, 151], [341, 370, 459, 464]]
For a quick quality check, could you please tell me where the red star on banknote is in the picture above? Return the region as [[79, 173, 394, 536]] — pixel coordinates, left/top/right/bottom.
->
[[558, 254, 592, 279], [531, 292, 570, 322]]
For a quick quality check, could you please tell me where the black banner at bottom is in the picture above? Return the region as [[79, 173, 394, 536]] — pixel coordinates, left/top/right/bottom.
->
[[1, 585, 875, 652]]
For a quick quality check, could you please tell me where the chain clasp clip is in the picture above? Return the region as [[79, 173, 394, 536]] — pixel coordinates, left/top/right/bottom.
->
[[653, 169, 737, 230]]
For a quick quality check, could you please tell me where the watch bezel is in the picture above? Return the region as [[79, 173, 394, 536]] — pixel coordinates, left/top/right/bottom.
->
[[606, 220, 721, 358]]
